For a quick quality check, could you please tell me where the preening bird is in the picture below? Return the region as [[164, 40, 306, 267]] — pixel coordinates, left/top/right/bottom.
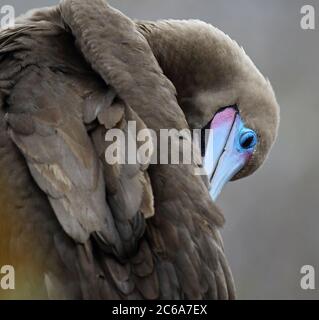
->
[[0, 0, 279, 299]]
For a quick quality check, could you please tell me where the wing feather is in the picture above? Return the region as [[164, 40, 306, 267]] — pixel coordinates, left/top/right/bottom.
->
[[7, 67, 122, 254]]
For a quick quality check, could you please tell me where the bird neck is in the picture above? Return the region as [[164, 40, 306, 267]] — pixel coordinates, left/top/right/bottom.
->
[[136, 20, 204, 99]]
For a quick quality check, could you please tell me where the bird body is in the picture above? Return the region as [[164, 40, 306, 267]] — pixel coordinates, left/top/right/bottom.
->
[[0, 0, 279, 299]]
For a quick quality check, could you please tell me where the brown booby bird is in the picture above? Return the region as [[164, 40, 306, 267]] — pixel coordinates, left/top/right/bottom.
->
[[0, 0, 279, 299]]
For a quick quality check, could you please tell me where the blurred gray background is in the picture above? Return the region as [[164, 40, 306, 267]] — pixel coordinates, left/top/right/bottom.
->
[[3, 0, 319, 299]]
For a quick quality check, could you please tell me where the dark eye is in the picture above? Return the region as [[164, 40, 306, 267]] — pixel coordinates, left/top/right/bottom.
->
[[239, 129, 258, 150]]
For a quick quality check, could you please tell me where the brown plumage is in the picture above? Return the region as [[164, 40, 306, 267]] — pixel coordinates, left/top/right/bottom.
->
[[0, 0, 279, 299]]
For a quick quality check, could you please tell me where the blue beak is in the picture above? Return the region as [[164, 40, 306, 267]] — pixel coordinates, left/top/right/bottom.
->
[[203, 107, 258, 201]]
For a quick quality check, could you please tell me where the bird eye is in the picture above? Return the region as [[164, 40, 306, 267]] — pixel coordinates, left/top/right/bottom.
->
[[239, 129, 258, 150]]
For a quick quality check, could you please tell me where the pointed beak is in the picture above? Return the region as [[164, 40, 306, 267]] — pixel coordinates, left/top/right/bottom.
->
[[203, 107, 256, 201]]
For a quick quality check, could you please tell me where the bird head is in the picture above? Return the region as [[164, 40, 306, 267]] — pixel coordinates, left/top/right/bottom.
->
[[138, 19, 280, 201]]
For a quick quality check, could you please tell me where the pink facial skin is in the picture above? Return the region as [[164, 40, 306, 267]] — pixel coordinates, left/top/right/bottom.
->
[[211, 107, 238, 129]]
